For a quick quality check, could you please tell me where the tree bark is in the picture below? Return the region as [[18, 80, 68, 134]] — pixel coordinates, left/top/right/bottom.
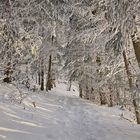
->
[[40, 60, 44, 91], [67, 79, 72, 91], [46, 55, 52, 91], [132, 38, 140, 67], [38, 71, 41, 85], [133, 98, 140, 124], [79, 84, 82, 98], [123, 50, 140, 124], [123, 50, 132, 88]]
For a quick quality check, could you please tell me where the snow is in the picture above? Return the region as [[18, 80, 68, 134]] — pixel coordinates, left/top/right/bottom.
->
[[0, 83, 140, 140]]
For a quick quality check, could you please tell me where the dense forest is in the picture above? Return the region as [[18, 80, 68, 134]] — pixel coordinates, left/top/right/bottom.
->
[[0, 0, 140, 140]]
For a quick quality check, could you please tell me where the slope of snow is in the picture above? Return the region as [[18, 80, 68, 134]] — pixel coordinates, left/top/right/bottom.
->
[[0, 83, 140, 140]]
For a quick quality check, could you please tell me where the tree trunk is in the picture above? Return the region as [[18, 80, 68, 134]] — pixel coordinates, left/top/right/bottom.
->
[[108, 85, 113, 107], [35, 72, 38, 84], [40, 60, 44, 91], [116, 90, 120, 105], [46, 55, 52, 91], [3, 65, 12, 83], [86, 86, 89, 100], [123, 50, 132, 88], [123, 50, 140, 124], [38, 71, 41, 85], [67, 79, 72, 91], [131, 32, 140, 124], [108, 94, 113, 107], [133, 98, 140, 124], [132, 38, 140, 67], [79, 84, 82, 98]]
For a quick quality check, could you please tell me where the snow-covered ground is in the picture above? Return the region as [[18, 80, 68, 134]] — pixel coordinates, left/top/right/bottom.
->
[[0, 83, 140, 140]]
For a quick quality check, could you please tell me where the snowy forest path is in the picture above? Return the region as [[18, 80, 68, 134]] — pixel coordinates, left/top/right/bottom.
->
[[0, 83, 140, 140]]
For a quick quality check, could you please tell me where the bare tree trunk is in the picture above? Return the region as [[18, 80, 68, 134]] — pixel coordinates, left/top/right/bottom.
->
[[3, 63, 12, 83], [99, 92, 103, 105], [116, 89, 120, 105], [38, 71, 41, 85], [109, 94, 113, 107], [123, 50, 140, 124], [91, 87, 95, 102], [131, 31, 140, 124], [100, 92, 107, 105], [86, 86, 89, 100], [132, 38, 140, 67], [115, 79, 120, 105], [35, 72, 38, 84], [123, 50, 132, 88], [67, 79, 72, 91], [79, 84, 82, 98], [46, 55, 52, 91], [133, 98, 140, 124], [108, 86, 113, 107], [40, 60, 44, 91]]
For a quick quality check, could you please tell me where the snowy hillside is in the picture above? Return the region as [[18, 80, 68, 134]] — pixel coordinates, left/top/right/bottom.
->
[[0, 83, 140, 140], [1, 0, 140, 139]]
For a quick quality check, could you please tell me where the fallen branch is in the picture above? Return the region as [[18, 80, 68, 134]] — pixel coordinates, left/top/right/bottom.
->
[[120, 113, 134, 123]]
